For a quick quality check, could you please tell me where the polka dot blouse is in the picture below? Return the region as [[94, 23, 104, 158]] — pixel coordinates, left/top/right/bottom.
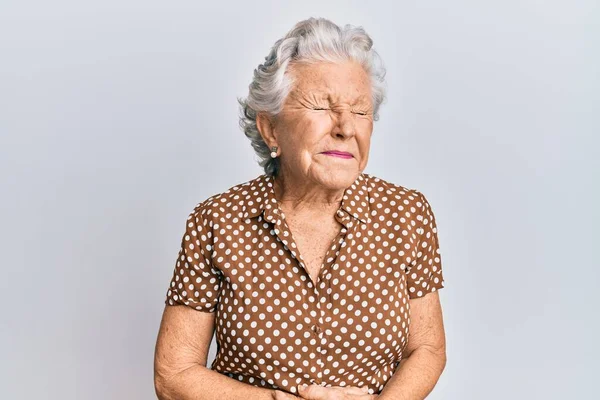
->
[[164, 172, 445, 395]]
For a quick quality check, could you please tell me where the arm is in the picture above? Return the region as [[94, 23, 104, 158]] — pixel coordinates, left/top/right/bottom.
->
[[154, 305, 277, 400], [377, 291, 447, 400]]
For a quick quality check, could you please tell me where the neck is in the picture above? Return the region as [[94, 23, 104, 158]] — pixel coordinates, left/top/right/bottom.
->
[[272, 172, 345, 215]]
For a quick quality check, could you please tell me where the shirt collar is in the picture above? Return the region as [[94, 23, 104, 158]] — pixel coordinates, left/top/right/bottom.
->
[[241, 173, 371, 225]]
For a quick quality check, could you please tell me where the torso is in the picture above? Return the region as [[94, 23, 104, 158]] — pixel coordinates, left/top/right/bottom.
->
[[165, 172, 447, 394]]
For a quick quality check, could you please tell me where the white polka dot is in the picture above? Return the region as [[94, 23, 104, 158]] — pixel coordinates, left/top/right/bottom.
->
[[164, 172, 444, 394]]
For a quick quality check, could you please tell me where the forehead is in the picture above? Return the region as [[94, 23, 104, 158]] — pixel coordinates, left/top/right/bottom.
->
[[288, 61, 372, 100]]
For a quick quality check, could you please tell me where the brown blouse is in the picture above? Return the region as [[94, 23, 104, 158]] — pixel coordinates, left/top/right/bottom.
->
[[164, 172, 445, 395]]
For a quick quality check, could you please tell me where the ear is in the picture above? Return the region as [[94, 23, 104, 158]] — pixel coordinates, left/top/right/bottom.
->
[[256, 112, 278, 147]]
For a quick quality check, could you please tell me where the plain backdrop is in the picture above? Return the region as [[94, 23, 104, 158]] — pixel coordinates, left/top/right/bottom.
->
[[1, 1, 598, 399]]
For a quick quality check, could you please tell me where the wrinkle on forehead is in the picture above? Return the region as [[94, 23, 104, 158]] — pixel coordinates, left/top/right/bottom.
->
[[286, 61, 373, 107]]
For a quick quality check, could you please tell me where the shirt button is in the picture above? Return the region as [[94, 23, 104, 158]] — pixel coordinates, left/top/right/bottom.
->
[[312, 325, 321, 334]]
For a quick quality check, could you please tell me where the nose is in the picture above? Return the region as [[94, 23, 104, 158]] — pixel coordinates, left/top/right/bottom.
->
[[331, 110, 356, 139]]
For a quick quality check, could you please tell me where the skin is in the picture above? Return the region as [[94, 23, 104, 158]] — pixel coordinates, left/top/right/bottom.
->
[[154, 60, 446, 400], [375, 292, 447, 400], [155, 307, 276, 400], [257, 60, 374, 199]]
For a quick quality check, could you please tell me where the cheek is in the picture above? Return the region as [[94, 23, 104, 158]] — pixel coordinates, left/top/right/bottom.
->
[[296, 117, 331, 145], [303, 113, 333, 133], [285, 112, 330, 138], [357, 131, 372, 153]]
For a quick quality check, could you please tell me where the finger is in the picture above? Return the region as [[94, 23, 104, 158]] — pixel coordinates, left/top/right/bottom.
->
[[341, 386, 370, 395], [274, 389, 300, 399], [296, 384, 332, 400], [296, 384, 372, 399]]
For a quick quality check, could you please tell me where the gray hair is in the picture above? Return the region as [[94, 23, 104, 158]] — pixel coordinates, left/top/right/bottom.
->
[[237, 17, 387, 177]]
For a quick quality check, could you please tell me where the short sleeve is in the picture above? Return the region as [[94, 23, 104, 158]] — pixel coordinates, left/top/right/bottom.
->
[[406, 190, 445, 299], [164, 208, 222, 312]]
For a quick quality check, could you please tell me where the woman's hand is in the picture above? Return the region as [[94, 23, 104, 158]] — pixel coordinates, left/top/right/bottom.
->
[[272, 384, 376, 399]]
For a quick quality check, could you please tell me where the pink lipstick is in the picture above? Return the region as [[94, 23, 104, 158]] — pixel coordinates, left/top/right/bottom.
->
[[321, 150, 353, 159]]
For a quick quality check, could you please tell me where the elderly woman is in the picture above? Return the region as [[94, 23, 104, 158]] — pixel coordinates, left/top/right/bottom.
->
[[154, 17, 446, 400]]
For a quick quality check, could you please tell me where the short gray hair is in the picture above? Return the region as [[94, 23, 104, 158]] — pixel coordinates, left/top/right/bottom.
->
[[237, 17, 387, 177]]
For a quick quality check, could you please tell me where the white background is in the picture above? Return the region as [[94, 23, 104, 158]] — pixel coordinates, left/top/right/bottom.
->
[[1, 1, 598, 398]]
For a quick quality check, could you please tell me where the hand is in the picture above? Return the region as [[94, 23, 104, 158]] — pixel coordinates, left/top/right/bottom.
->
[[272, 385, 374, 400], [297, 384, 376, 399]]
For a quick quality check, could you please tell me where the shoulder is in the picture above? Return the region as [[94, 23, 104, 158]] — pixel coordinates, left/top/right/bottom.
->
[[186, 174, 265, 223], [362, 172, 435, 224], [362, 172, 423, 206]]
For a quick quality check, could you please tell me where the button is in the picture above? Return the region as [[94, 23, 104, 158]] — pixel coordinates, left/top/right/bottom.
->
[[312, 324, 321, 334]]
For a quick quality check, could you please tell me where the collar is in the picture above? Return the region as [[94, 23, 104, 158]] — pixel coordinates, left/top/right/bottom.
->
[[241, 173, 371, 225]]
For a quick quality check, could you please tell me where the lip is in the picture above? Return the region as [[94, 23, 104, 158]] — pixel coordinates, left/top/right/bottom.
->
[[321, 150, 353, 159]]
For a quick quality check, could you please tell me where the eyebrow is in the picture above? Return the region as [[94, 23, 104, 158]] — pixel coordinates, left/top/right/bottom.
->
[[312, 90, 371, 105]]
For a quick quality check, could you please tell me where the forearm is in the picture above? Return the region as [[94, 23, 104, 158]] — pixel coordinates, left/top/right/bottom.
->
[[377, 347, 446, 400], [155, 364, 275, 400]]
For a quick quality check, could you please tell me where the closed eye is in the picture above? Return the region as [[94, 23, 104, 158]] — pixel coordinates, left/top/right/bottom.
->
[[312, 107, 369, 115]]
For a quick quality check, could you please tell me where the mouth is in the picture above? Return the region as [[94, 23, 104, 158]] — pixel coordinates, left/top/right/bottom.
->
[[321, 150, 354, 159]]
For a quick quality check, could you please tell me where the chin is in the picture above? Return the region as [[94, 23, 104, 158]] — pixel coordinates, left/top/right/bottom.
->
[[316, 167, 359, 186]]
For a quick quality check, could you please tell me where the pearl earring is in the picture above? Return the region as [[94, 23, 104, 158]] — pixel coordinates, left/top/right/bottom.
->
[[270, 146, 278, 158]]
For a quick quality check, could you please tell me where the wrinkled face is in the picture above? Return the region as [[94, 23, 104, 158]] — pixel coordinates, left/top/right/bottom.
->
[[272, 60, 374, 189]]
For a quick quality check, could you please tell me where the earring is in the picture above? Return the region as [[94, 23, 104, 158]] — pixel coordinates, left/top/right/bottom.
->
[[270, 146, 278, 158]]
